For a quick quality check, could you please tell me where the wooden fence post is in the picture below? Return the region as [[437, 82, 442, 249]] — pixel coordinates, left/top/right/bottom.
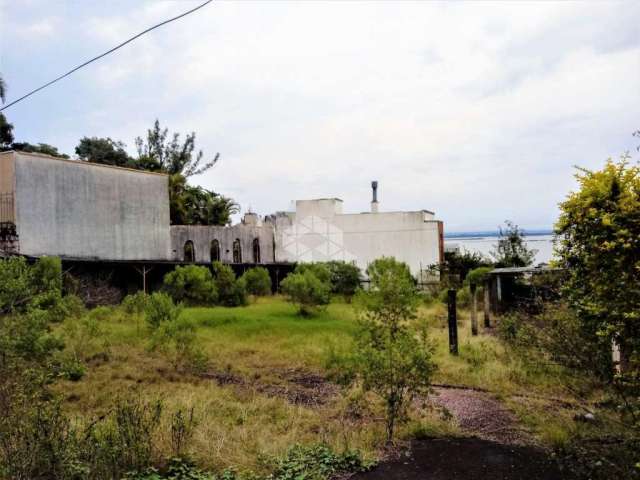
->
[[470, 283, 478, 336], [448, 289, 458, 355], [483, 280, 491, 328]]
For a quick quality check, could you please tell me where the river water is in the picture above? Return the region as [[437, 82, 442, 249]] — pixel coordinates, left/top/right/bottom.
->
[[444, 234, 555, 265]]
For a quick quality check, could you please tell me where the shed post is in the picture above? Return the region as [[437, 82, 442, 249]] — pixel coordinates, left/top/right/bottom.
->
[[483, 279, 491, 327], [447, 289, 458, 355], [470, 282, 478, 336]]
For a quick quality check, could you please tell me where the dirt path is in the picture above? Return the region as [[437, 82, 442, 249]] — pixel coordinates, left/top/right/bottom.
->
[[431, 386, 531, 445], [354, 387, 570, 480], [353, 438, 567, 480]]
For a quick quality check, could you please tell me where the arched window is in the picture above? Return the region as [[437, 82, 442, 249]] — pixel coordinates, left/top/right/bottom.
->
[[210, 239, 220, 262], [252, 238, 261, 264], [232, 238, 242, 263], [184, 240, 195, 263]]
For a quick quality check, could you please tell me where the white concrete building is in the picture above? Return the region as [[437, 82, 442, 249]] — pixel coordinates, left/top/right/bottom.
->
[[267, 184, 443, 280], [0, 152, 443, 281]]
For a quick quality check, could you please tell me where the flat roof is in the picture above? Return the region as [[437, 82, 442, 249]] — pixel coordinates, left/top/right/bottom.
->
[[1, 150, 168, 177]]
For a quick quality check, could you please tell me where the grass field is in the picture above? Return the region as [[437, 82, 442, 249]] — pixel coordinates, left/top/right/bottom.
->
[[52, 296, 608, 473]]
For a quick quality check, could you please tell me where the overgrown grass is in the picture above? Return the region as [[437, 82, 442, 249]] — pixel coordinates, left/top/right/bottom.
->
[[50, 296, 610, 474]]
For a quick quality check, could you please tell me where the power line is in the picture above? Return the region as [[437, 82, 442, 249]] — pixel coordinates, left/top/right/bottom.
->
[[0, 0, 214, 112]]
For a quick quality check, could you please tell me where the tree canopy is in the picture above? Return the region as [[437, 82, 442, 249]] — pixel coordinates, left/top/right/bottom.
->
[[490, 221, 536, 268], [556, 156, 640, 369], [74, 120, 237, 226]]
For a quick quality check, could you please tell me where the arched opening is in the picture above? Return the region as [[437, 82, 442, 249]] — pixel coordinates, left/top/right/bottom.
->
[[210, 239, 220, 262], [232, 238, 242, 263], [252, 238, 261, 264], [184, 240, 195, 263]]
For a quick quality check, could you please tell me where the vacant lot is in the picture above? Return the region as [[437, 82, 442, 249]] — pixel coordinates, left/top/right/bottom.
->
[[53, 296, 613, 476]]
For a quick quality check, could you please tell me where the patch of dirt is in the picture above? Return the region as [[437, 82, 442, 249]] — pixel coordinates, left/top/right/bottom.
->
[[353, 438, 569, 480], [431, 386, 531, 445], [199, 367, 338, 407]]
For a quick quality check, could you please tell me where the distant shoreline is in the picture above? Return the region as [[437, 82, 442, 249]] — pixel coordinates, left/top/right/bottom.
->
[[444, 229, 553, 239]]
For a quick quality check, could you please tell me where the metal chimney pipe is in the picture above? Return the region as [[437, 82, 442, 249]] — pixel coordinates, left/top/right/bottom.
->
[[371, 181, 379, 213]]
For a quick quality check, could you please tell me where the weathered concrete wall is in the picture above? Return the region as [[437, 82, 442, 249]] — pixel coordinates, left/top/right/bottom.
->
[[0, 153, 16, 223], [13, 152, 171, 260], [170, 224, 275, 264], [272, 199, 442, 279]]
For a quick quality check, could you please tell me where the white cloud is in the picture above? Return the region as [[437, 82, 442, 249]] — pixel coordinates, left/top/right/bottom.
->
[[3, 0, 639, 230]]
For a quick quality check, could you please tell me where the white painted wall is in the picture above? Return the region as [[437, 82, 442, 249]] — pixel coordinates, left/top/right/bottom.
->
[[272, 198, 442, 279]]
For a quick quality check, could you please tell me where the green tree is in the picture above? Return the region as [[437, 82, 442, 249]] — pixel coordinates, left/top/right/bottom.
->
[[281, 269, 331, 316], [326, 261, 362, 298], [135, 119, 218, 178], [556, 156, 640, 372], [0, 75, 13, 148], [211, 261, 247, 307], [163, 265, 218, 305], [75, 137, 133, 167], [329, 257, 435, 443], [9, 142, 68, 158], [239, 267, 272, 296], [490, 221, 536, 267]]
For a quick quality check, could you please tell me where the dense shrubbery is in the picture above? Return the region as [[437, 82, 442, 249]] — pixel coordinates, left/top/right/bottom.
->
[[144, 292, 205, 372], [164, 265, 218, 305], [239, 267, 272, 296], [328, 257, 436, 443], [281, 268, 331, 316], [325, 261, 362, 297], [211, 262, 247, 307]]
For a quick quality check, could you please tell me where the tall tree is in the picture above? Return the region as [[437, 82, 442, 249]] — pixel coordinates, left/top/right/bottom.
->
[[0, 75, 14, 148], [134, 120, 219, 177], [490, 221, 536, 267]]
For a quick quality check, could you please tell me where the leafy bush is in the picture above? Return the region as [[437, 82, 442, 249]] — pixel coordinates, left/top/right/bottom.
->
[[163, 265, 218, 305], [292, 263, 332, 284], [122, 291, 149, 316], [465, 266, 493, 287], [330, 257, 436, 443], [0, 256, 63, 315], [83, 397, 164, 479], [490, 220, 536, 268], [145, 292, 182, 329], [325, 261, 361, 297], [239, 267, 272, 296], [211, 262, 247, 307], [271, 444, 373, 479], [280, 270, 330, 316]]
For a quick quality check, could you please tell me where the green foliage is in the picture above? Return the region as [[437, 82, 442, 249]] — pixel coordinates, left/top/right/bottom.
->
[[0, 256, 62, 315], [145, 292, 183, 329], [239, 267, 272, 296], [330, 257, 436, 443], [465, 266, 493, 287], [164, 265, 218, 305], [270, 444, 373, 480], [490, 220, 536, 268], [84, 397, 164, 479], [325, 261, 362, 297], [293, 263, 331, 285], [122, 291, 150, 316], [280, 269, 330, 316], [7, 141, 69, 158], [442, 249, 492, 286], [211, 262, 247, 307], [556, 157, 640, 433], [76, 136, 133, 167]]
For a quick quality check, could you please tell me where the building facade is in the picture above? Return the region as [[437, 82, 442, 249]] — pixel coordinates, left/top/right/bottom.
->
[[1, 151, 443, 279]]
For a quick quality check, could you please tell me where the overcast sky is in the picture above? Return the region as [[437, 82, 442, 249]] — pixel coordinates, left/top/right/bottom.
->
[[1, 1, 639, 231]]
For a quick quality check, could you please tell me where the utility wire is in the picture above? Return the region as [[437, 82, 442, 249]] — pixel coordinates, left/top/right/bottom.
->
[[0, 0, 214, 112]]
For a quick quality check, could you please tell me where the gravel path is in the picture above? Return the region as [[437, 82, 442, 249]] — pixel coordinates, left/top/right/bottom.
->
[[431, 386, 532, 445]]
